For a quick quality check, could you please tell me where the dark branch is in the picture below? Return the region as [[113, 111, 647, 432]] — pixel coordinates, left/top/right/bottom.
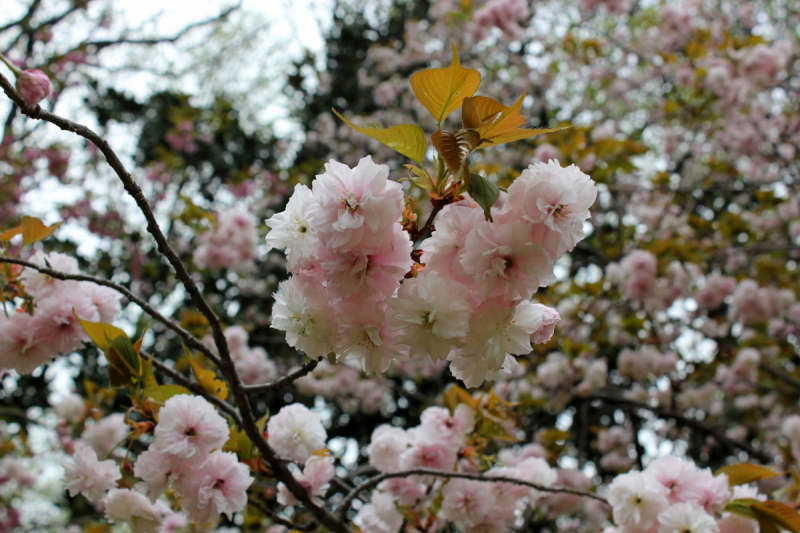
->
[[248, 497, 319, 532], [0, 72, 352, 533], [336, 468, 606, 519], [242, 357, 321, 394]]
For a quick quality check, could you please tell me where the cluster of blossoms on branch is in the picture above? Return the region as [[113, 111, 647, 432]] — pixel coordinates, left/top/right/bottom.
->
[[61, 394, 254, 532], [266, 157, 596, 387], [359, 401, 563, 533], [0, 250, 122, 374], [604, 457, 759, 533]]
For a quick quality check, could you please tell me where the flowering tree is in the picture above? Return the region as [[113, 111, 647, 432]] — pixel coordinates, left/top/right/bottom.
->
[[1, 0, 800, 532]]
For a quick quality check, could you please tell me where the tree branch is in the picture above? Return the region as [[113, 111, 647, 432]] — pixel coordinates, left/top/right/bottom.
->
[[242, 357, 321, 394], [84, 1, 242, 51], [336, 468, 606, 519], [248, 497, 319, 533], [0, 73, 353, 533], [0, 255, 221, 368], [149, 357, 241, 425], [589, 392, 771, 463]]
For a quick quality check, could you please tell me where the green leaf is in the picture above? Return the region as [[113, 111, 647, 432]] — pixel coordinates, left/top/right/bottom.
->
[[715, 464, 781, 486], [237, 430, 255, 459], [109, 334, 142, 379], [332, 109, 427, 163], [74, 315, 128, 352], [468, 173, 500, 221]]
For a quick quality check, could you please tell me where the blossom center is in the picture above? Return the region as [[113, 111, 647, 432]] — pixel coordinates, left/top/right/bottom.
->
[[340, 191, 360, 214]]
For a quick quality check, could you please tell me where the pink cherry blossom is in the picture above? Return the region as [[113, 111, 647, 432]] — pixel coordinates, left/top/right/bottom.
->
[[267, 403, 327, 463], [153, 395, 229, 461], [61, 442, 121, 502], [177, 451, 253, 523]]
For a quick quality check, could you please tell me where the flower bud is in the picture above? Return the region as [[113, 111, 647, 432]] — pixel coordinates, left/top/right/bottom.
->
[[16, 69, 51, 106]]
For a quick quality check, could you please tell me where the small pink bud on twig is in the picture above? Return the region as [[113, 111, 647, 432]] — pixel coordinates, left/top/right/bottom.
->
[[16, 69, 51, 106]]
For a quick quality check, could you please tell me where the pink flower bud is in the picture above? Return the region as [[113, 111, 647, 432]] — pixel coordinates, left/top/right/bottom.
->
[[16, 69, 51, 106]]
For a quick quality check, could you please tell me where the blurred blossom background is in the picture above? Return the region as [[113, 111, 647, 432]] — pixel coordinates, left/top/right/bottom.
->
[[1, 0, 800, 530]]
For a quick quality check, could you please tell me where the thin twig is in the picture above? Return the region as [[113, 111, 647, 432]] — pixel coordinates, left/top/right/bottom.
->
[[84, 2, 243, 50], [336, 468, 606, 519], [243, 357, 321, 394]]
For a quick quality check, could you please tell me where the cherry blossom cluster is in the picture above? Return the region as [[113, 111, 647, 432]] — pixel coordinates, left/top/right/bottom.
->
[[193, 208, 259, 270], [60, 395, 254, 530], [0, 251, 122, 374], [266, 157, 596, 387], [360, 402, 559, 533], [265, 403, 336, 506], [133, 395, 253, 523], [604, 456, 760, 533]]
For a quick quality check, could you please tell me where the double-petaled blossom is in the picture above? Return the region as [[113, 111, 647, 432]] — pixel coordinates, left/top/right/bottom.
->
[[277, 456, 335, 506], [308, 156, 404, 252], [176, 451, 254, 523], [607, 471, 670, 530], [267, 403, 327, 463], [193, 209, 259, 270], [61, 442, 121, 502], [388, 272, 472, 362], [104, 488, 170, 533], [0, 251, 122, 374], [153, 395, 229, 461], [271, 274, 337, 358], [266, 183, 320, 271]]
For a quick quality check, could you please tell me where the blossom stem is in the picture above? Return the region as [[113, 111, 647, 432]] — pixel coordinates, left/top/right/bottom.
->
[[0, 53, 21, 76]]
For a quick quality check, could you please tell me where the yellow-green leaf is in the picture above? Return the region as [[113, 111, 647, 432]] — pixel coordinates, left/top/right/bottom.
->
[[404, 164, 434, 190], [332, 109, 427, 163], [480, 127, 565, 147], [237, 429, 255, 459], [715, 464, 781, 486], [753, 501, 800, 533], [185, 346, 229, 401], [142, 355, 162, 401], [20, 216, 62, 246], [74, 314, 128, 352], [158, 385, 191, 399], [410, 42, 481, 125], [106, 345, 136, 388], [443, 383, 480, 414], [0, 227, 23, 241], [462, 93, 566, 148], [725, 499, 762, 521]]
